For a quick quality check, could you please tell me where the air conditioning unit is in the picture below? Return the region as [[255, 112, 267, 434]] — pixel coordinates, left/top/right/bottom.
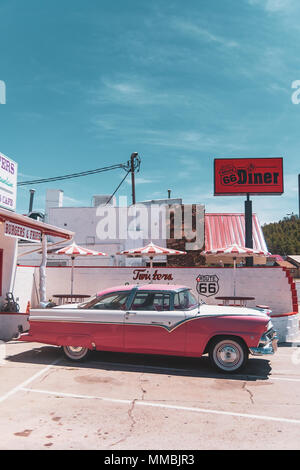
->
[[92, 195, 116, 207]]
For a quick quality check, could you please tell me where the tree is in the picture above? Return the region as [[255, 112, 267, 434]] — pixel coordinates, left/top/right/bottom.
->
[[262, 215, 300, 255]]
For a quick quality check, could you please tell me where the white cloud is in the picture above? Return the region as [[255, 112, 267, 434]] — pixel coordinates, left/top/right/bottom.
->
[[125, 177, 158, 185], [172, 19, 239, 49], [63, 195, 83, 205], [91, 78, 175, 107], [265, 0, 292, 11], [248, 0, 297, 13], [141, 129, 245, 152]]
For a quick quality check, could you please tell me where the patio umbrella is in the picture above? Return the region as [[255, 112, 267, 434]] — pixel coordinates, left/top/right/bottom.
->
[[117, 242, 186, 283], [201, 244, 271, 296], [55, 241, 108, 295]]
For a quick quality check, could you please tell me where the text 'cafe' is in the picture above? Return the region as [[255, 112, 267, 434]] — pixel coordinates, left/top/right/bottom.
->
[[0, 152, 74, 340]]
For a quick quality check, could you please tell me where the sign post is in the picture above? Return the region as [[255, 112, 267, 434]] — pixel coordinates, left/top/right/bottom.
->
[[245, 194, 253, 265]]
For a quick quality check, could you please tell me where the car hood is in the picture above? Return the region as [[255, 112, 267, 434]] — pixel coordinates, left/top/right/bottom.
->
[[195, 304, 270, 319]]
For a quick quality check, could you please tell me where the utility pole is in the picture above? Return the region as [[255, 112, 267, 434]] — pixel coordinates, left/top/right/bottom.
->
[[130, 152, 139, 205], [298, 174, 300, 218]]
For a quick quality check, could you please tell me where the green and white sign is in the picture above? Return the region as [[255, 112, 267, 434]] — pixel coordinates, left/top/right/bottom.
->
[[0, 152, 17, 211]]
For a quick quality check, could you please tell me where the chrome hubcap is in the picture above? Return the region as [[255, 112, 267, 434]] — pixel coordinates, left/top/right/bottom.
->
[[218, 346, 238, 364], [65, 346, 87, 358], [213, 340, 243, 371], [69, 346, 83, 353]]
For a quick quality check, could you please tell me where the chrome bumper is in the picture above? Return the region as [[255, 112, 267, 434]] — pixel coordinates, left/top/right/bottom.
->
[[249, 328, 278, 356]]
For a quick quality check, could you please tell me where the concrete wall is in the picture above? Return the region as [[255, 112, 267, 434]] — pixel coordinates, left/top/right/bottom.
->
[[14, 265, 295, 313], [0, 224, 18, 304], [0, 228, 30, 341], [0, 313, 29, 341], [4, 265, 298, 343], [13, 265, 38, 312]]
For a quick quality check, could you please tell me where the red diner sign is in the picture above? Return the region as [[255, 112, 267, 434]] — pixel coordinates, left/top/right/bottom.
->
[[214, 158, 284, 195]]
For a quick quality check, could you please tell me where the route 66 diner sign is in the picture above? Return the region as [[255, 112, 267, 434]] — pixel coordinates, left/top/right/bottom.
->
[[214, 157, 283, 196], [196, 274, 220, 297]]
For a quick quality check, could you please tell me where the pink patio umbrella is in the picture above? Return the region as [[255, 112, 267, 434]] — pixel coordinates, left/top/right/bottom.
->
[[55, 241, 108, 295], [117, 242, 186, 283], [201, 244, 271, 296]]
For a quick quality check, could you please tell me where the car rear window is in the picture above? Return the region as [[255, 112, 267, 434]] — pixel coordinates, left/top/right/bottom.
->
[[174, 290, 198, 310]]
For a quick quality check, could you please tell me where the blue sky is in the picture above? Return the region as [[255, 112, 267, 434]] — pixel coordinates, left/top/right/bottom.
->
[[0, 0, 299, 224]]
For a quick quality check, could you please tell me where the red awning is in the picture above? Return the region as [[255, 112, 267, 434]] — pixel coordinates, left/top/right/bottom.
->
[[0, 207, 73, 240], [204, 213, 268, 252]]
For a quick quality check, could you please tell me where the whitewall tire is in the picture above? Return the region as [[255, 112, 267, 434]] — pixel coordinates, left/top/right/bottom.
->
[[62, 345, 91, 362], [209, 337, 248, 373]]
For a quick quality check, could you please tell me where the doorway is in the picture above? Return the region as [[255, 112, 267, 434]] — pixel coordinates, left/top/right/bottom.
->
[[0, 249, 3, 296]]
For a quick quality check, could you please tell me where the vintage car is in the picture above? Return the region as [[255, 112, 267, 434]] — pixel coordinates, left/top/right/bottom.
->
[[20, 284, 278, 373]]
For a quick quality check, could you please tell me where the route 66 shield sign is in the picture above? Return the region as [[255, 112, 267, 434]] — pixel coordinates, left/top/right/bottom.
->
[[196, 274, 219, 297]]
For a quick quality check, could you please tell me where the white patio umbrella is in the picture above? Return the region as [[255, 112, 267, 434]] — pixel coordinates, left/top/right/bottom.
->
[[117, 241, 186, 283], [55, 241, 108, 295], [201, 244, 271, 296]]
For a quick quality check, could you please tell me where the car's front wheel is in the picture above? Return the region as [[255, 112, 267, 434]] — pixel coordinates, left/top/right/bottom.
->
[[209, 337, 248, 373], [62, 345, 91, 362]]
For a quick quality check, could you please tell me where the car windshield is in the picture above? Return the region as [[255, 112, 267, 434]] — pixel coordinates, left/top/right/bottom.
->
[[78, 294, 98, 309], [78, 292, 130, 310], [174, 290, 199, 310]]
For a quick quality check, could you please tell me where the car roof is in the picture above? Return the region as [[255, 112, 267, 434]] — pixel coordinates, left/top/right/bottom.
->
[[96, 284, 188, 297]]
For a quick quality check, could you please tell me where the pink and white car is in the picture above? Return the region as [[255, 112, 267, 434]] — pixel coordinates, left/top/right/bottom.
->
[[20, 284, 278, 373]]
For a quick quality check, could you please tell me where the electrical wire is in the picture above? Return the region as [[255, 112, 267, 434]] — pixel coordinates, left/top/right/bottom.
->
[[18, 155, 141, 187], [17, 163, 128, 186], [105, 169, 131, 206]]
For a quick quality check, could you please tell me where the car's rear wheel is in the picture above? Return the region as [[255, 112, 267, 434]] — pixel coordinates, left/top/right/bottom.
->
[[209, 337, 248, 373], [62, 345, 91, 361]]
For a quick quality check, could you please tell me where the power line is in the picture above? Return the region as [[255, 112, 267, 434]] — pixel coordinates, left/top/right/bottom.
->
[[105, 169, 131, 206], [18, 154, 141, 206], [17, 163, 129, 186]]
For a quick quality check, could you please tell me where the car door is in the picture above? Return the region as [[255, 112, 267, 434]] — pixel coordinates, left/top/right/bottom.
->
[[124, 291, 187, 355], [83, 291, 131, 352]]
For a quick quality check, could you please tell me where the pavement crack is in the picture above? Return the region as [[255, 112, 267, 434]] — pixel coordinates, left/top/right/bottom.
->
[[128, 398, 138, 432], [39, 368, 56, 383], [109, 398, 138, 448], [242, 382, 254, 405], [139, 373, 147, 401]]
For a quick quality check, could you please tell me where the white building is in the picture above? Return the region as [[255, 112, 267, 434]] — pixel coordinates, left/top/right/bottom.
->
[[19, 190, 189, 267]]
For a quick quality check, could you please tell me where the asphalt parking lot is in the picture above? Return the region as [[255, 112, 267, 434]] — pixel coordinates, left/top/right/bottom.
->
[[1, 339, 300, 450]]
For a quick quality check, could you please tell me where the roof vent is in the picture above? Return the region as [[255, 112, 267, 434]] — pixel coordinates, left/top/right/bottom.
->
[[92, 195, 116, 207]]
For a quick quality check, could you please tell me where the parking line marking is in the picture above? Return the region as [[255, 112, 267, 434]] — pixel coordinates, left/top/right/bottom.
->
[[20, 386, 300, 426], [21, 387, 132, 404], [0, 359, 60, 405], [270, 376, 300, 382]]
